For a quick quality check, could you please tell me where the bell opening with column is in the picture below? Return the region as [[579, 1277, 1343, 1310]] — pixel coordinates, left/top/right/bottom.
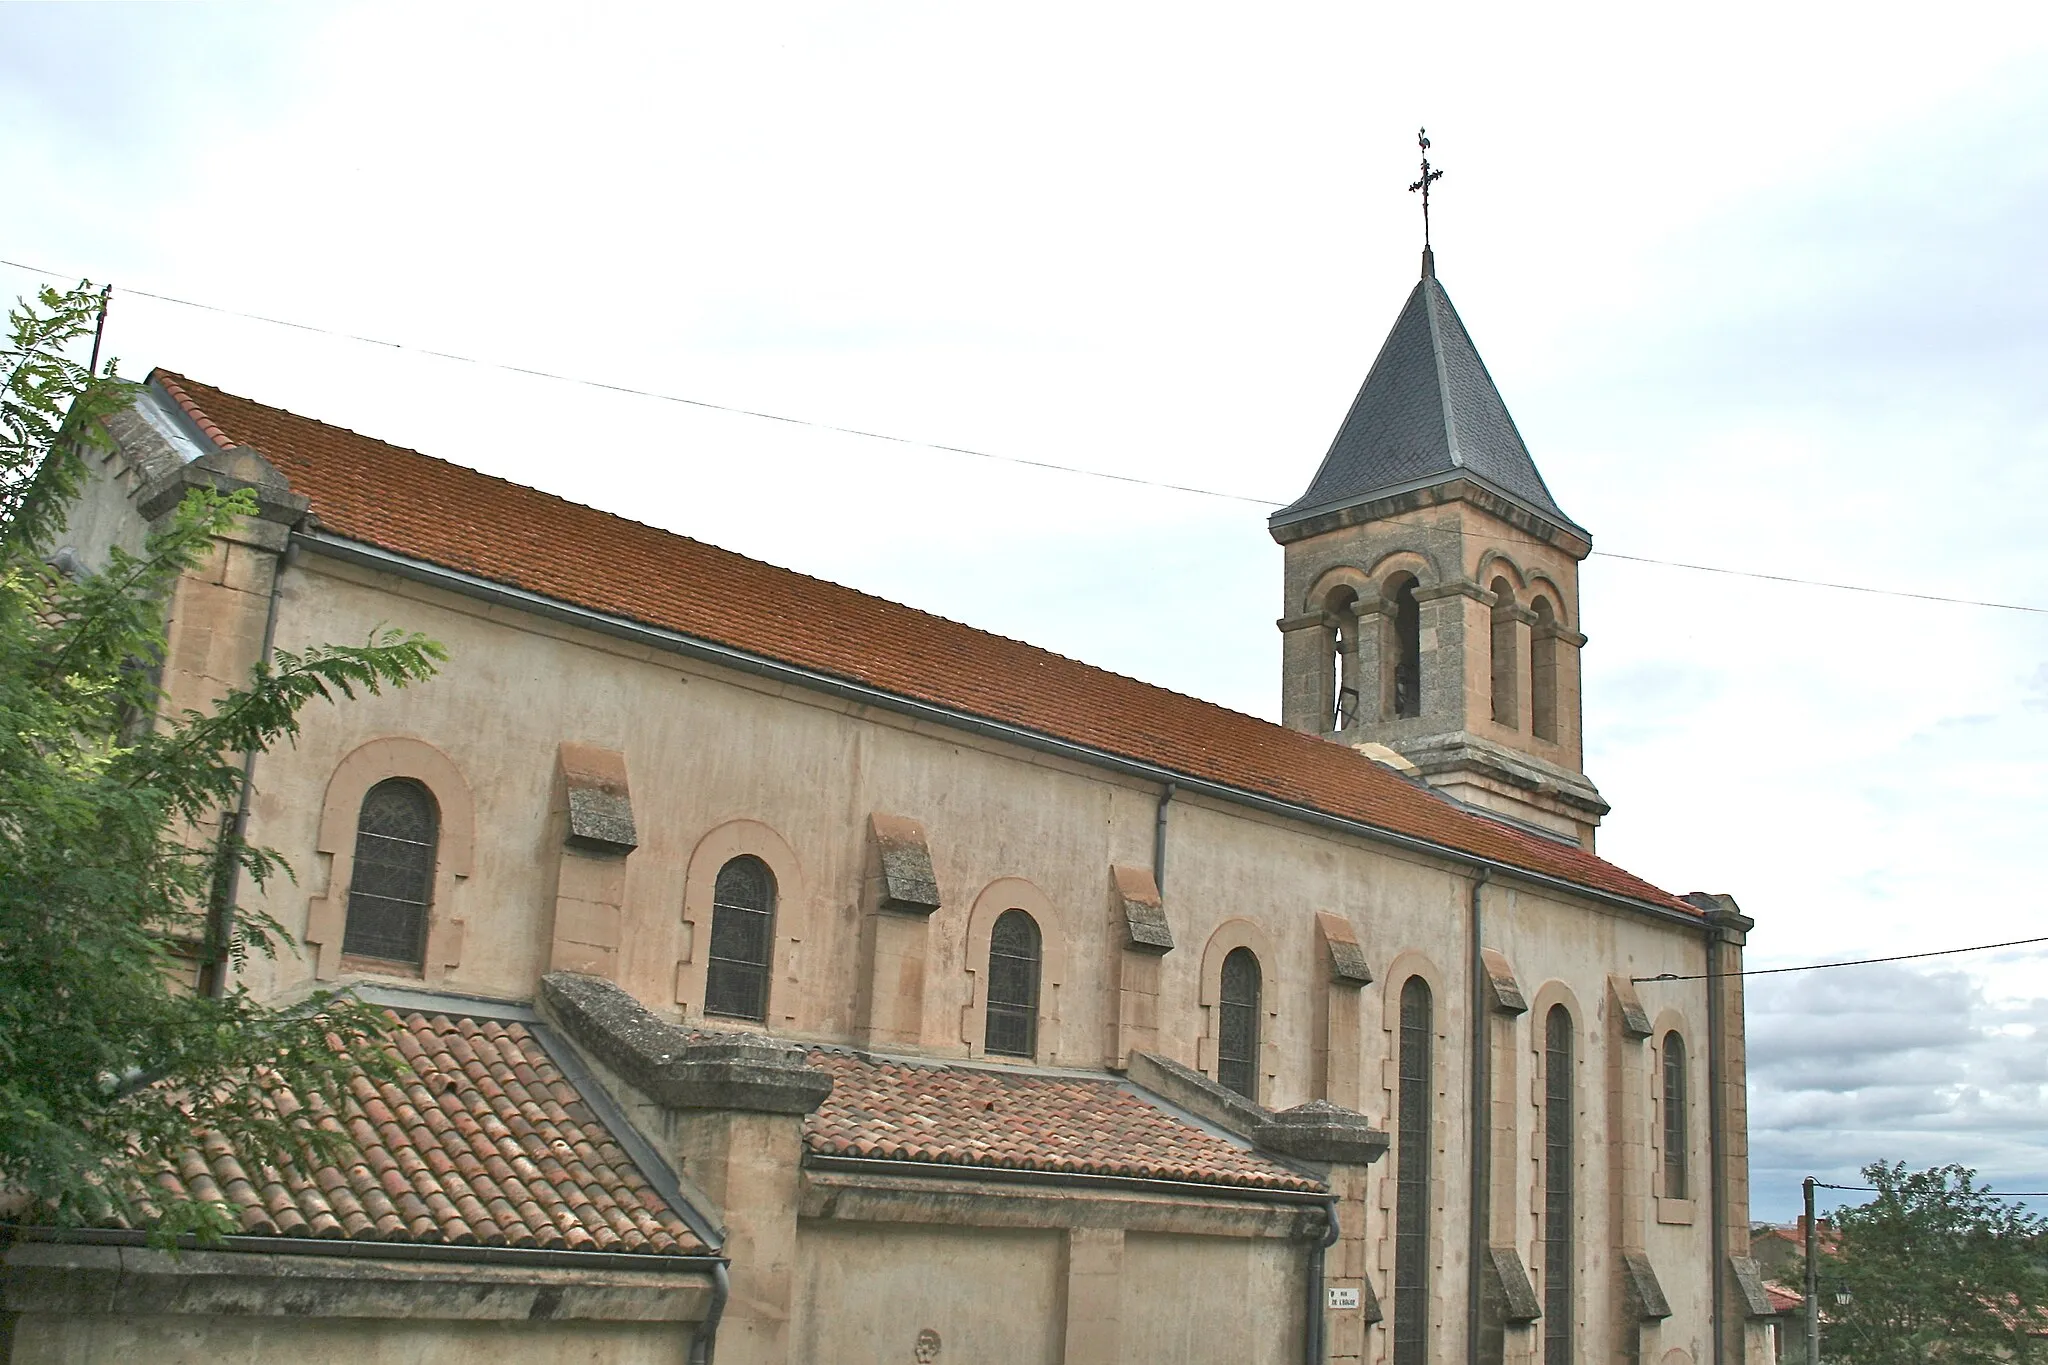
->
[[1270, 249, 1610, 849]]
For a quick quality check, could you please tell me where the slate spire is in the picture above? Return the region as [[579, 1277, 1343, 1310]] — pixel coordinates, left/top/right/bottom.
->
[[1270, 262, 1584, 538]]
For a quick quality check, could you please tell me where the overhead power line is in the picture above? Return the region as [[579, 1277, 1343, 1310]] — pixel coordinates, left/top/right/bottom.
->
[[1815, 1181, 2048, 1197], [1633, 934, 2048, 984], [6, 254, 2047, 616]]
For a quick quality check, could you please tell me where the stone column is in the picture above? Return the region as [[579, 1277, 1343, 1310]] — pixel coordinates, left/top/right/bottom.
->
[[539, 972, 833, 1365], [1313, 912, 1373, 1109], [545, 742, 639, 979], [1607, 975, 1672, 1364], [1062, 1227, 1125, 1365], [1479, 949, 1538, 1365], [855, 814, 943, 1049], [1107, 866, 1173, 1068], [1279, 611, 1334, 733], [1690, 896, 1771, 1365]]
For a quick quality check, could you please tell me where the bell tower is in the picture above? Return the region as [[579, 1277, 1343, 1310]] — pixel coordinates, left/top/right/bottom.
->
[[1271, 246, 1608, 848]]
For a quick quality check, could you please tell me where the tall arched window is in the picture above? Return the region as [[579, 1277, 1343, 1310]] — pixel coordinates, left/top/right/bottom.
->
[[1543, 1005, 1576, 1365], [704, 855, 776, 1021], [1490, 577, 1519, 728], [1530, 597, 1560, 743], [1393, 976, 1434, 1365], [1662, 1032, 1689, 1200], [342, 778, 439, 967], [1388, 574, 1422, 719], [1326, 588, 1360, 732], [984, 909, 1043, 1058], [1217, 947, 1262, 1099]]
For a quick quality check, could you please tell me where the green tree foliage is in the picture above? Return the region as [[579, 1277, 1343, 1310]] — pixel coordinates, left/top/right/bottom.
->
[[0, 283, 444, 1239], [1825, 1161, 2048, 1364]]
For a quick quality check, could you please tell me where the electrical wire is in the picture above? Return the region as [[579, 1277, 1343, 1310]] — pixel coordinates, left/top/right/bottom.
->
[[1633, 934, 2048, 984], [7, 253, 2048, 616], [1815, 1181, 2048, 1196]]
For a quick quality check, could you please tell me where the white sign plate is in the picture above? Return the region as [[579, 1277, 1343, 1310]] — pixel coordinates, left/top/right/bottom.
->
[[1327, 1287, 1361, 1311]]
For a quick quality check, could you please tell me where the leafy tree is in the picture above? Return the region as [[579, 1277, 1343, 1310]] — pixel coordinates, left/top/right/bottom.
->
[[0, 282, 444, 1239], [1824, 1161, 2048, 1364]]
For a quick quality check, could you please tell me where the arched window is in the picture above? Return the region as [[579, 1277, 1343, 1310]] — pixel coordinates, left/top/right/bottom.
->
[[1490, 577, 1519, 728], [1662, 1032, 1688, 1200], [1326, 588, 1360, 732], [704, 855, 776, 1022], [1393, 976, 1433, 1365], [1388, 574, 1422, 720], [1217, 947, 1262, 1099], [1530, 597, 1560, 743], [1543, 1005, 1576, 1365], [342, 778, 439, 967], [984, 909, 1043, 1058]]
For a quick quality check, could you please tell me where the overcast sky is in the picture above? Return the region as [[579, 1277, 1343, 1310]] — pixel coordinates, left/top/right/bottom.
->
[[6, 2, 2046, 1222]]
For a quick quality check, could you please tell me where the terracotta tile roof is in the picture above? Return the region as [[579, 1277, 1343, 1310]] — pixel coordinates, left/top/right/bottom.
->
[[803, 1049, 1321, 1193], [1763, 1281, 1805, 1314], [149, 370, 1690, 914], [123, 1011, 706, 1255]]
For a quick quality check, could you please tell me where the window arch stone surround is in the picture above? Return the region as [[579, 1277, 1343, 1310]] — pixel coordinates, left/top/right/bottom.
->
[[1527, 979, 1589, 1361], [677, 819, 806, 1028], [1197, 918, 1278, 1095], [307, 736, 475, 984], [959, 876, 1068, 1062], [1652, 1007, 1697, 1220]]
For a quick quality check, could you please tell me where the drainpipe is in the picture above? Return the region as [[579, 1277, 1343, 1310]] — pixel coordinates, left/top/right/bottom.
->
[[687, 1259, 730, 1365], [1305, 1195, 1340, 1365], [1706, 922, 1727, 1365], [1466, 868, 1492, 1365], [1153, 780, 1177, 893], [204, 537, 290, 998]]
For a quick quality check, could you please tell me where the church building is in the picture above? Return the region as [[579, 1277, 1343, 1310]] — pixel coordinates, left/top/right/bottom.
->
[[2, 248, 1772, 1365]]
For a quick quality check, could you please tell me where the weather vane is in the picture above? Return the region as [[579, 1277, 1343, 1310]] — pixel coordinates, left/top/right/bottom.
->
[[1409, 127, 1443, 251]]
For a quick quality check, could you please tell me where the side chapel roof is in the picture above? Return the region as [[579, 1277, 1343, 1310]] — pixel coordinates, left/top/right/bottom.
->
[[145, 370, 1684, 913], [99, 1010, 708, 1254], [1271, 256, 1585, 537]]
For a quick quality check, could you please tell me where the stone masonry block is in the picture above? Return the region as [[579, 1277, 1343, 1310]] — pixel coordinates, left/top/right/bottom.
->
[[559, 741, 637, 854], [868, 813, 941, 914], [1110, 864, 1173, 953]]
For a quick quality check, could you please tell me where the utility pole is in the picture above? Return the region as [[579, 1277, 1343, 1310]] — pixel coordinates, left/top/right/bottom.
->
[[87, 283, 111, 377], [1804, 1176, 1820, 1364]]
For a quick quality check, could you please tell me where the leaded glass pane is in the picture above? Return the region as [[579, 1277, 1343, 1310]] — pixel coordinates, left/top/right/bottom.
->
[[1394, 976, 1433, 1365], [984, 909, 1041, 1058], [1662, 1033, 1688, 1200], [705, 856, 775, 1021], [1217, 948, 1260, 1100], [342, 778, 438, 966], [1544, 1005, 1575, 1365]]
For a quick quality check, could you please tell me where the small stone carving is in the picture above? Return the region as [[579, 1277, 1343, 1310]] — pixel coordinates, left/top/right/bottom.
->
[[914, 1327, 942, 1362]]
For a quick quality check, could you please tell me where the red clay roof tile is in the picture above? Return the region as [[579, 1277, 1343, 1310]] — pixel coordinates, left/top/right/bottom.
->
[[150, 370, 1690, 914], [805, 1049, 1322, 1193], [116, 1011, 705, 1255]]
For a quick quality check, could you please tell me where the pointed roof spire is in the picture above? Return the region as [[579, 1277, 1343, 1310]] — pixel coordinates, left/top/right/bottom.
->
[[1270, 269, 1584, 537]]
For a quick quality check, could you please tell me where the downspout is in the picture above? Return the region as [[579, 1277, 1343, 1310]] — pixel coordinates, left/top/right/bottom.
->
[[1153, 780, 1177, 893], [205, 536, 290, 998], [1305, 1195, 1340, 1365], [1706, 923, 1727, 1365], [687, 1259, 730, 1365], [1466, 868, 1492, 1365]]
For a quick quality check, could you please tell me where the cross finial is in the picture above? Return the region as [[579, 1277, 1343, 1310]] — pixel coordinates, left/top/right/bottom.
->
[[1408, 127, 1443, 274]]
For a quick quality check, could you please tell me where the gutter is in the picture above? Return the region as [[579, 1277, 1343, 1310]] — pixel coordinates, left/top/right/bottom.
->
[[294, 533, 1697, 929], [801, 1153, 1328, 1206], [4, 1224, 724, 1277], [1305, 1196, 1340, 1365]]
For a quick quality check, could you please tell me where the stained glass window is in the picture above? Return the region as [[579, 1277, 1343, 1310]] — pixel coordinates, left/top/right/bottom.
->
[[984, 909, 1041, 1058], [704, 856, 775, 1021], [1662, 1032, 1688, 1200], [1544, 1005, 1575, 1365], [342, 778, 438, 966], [1217, 947, 1261, 1100], [1394, 976, 1433, 1365]]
